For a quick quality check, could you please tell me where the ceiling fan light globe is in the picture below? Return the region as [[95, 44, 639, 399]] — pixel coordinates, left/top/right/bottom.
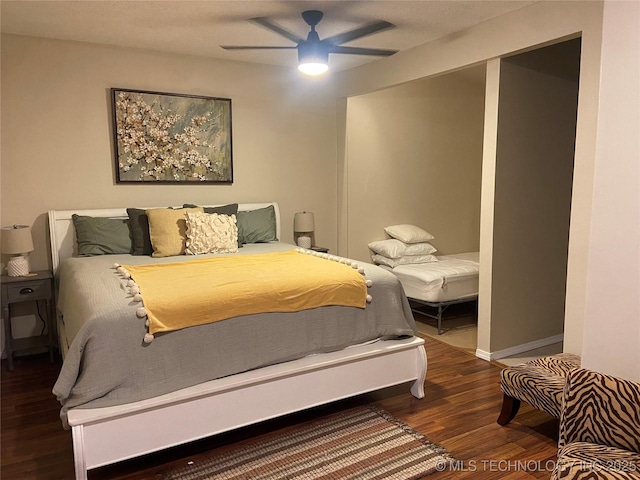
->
[[298, 62, 329, 75], [297, 42, 329, 76]]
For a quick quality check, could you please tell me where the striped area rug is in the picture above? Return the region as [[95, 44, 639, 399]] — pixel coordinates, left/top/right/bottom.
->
[[161, 406, 454, 480]]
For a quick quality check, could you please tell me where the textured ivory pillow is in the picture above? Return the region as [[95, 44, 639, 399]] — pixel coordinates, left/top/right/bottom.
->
[[147, 207, 203, 257], [368, 239, 437, 259], [383, 224, 435, 244], [185, 212, 238, 255], [372, 254, 439, 268]]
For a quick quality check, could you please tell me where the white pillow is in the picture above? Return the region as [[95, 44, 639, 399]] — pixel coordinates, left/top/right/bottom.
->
[[384, 224, 434, 244], [372, 254, 438, 268], [368, 239, 437, 259], [185, 212, 238, 255]]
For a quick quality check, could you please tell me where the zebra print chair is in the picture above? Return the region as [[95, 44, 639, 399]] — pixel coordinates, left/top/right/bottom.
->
[[551, 368, 640, 479], [497, 353, 581, 425]]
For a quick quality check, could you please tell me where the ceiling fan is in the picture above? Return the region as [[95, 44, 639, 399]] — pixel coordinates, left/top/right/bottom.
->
[[221, 10, 398, 75]]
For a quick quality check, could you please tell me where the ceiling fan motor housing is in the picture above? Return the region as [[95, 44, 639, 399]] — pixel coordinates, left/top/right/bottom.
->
[[298, 41, 329, 65]]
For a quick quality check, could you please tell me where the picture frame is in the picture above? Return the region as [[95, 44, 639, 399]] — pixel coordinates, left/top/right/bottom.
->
[[111, 88, 233, 184]]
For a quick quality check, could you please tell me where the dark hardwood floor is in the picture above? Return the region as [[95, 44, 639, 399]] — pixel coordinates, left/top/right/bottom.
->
[[1, 335, 560, 479]]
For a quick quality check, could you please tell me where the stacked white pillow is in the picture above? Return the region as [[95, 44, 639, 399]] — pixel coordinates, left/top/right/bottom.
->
[[368, 224, 438, 268]]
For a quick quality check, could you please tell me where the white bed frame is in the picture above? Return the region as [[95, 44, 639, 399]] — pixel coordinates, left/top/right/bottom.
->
[[48, 203, 428, 480]]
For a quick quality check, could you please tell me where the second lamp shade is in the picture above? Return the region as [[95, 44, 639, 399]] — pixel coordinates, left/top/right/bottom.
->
[[294, 212, 314, 249], [294, 212, 315, 233]]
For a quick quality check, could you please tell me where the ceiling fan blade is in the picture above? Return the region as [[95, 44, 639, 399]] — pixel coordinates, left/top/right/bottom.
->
[[330, 46, 398, 57], [323, 21, 394, 46], [221, 45, 297, 50], [250, 17, 305, 44]]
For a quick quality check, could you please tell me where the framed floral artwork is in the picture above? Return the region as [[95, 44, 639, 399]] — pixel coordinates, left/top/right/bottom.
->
[[111, 88, 233, 183]]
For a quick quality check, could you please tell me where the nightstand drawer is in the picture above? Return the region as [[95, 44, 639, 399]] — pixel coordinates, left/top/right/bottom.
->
[[5, 280, 52, 303]]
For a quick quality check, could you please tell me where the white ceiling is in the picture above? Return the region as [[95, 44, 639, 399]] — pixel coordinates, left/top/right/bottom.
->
[[1, 1, 538, 72]]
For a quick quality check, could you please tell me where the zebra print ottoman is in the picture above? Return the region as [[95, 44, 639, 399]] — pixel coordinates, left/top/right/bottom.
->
[[497, 353, 581, 425], [551, 368, 640, 480]]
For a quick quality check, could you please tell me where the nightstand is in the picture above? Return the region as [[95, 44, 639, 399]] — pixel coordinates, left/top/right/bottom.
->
[[1, 271, 56, 371], [310, 246, 329, 253]]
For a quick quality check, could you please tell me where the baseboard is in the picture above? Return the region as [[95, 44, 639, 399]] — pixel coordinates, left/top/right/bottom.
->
[[475, 349, 491, 361], [475, 333, 564, 361]]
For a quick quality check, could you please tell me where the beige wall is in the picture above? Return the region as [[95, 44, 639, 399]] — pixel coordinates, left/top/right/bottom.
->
[[337, 0, 604, 361], [1, 34, 339, 274], [477, 59, 501, 358], [4, 1, 637, 379], [580, 0, 640, 381], [344, 68, 485, 262], [490, 52, 578, 351], [0, 34, 339, 342]]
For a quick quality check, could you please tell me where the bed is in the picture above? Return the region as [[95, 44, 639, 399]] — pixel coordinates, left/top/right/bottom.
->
[[48, 202, 427, 480], [379, 252, 480, 334]]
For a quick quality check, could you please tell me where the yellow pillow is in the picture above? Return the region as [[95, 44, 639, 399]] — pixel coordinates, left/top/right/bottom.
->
[[147, 207, 204, 257]]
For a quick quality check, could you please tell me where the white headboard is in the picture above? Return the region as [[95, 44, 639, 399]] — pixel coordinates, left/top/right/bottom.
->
[[47, 202, 281, 274]]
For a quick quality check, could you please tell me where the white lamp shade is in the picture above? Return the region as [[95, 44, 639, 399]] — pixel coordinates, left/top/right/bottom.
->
[[294, 212, 315, 233], [1, 225, 34, 255]]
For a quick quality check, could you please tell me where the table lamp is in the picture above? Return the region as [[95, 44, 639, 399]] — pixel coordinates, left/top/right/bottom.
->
[[1, 224, 34, 277], [293, 212, 315, 249]]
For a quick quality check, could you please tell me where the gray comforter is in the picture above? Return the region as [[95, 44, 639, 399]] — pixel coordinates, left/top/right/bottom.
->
[[53, 243, 417, 427]]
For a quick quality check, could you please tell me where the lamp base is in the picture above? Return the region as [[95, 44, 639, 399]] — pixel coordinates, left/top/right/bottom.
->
[[297, 236, 311, 249], [7, 255, 29, 277]]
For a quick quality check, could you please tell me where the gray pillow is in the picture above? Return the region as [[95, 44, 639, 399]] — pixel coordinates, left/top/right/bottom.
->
[[72, 214, 132, 256], [127, 208, 153, 256], [237, 205, 277, 244], [183, 203, 239, 216]]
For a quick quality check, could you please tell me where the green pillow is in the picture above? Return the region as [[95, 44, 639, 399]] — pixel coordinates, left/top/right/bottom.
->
[[72, 214, 132, 256], [237, 205, 277, 244]]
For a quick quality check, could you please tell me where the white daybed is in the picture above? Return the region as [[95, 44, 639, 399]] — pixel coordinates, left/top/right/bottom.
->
[[48, 203, 428, 480], [379, 252, 480, 334]]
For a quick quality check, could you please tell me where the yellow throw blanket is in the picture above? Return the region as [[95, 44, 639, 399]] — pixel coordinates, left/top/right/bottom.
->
[[124, 250, 367, 335]]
